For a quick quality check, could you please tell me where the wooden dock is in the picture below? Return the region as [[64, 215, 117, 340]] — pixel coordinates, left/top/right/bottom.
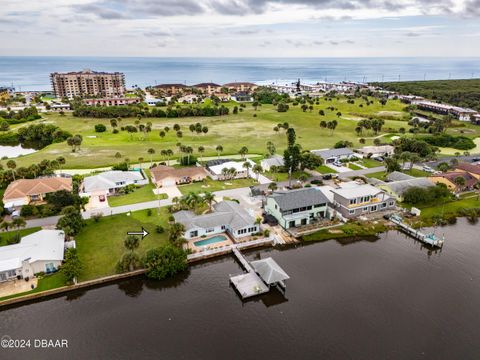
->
[[389, 215, 444, 248], [230, 246, 270, 299]]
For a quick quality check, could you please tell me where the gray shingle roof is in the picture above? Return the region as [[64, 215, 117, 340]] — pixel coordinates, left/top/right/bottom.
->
[[386, 178, 434, 196], [269, 188, 329, 211], [251, 258, 290, 284], [173, 201, 255, 231], [386, 171, 414, 182], [311, 148, 354, 160], [261, 155, 284, 167]]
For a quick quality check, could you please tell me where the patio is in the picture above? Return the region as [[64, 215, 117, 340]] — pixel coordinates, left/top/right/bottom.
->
[[0, 277, 38, 298]]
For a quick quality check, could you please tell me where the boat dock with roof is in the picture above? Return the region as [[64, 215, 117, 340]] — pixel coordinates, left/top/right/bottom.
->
[[389, 214, 444, 248], [230, 246, 289, 299]]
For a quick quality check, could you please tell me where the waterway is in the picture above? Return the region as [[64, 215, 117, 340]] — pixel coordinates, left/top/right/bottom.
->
[[1, 219, 480, 360], [0, 144, 37, 159]]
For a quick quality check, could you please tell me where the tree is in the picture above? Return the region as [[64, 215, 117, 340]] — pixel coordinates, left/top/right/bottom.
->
[[198, 146, 205, 161], [242, 161, 252, 175], [124, 235, 140, 251], [56, 206, 85, 237], [454, 176, 466, 190], [268, 182, 278, 192], [336, 111, 342, 118], [168, 222, 186, 245], [147, 148, 155, 165], [319, 109, 325, 116], [215, 145, 223, 158], [385, 157, 401, 173], [266, 141, 276, 156], [173, 123, 180, 131], [0, 120, 9, 131], [61, 248, 82, 284], [94, 124, 107, 132], [252, 101, 259, 111], [203, 192, 215, 211], [239, 146, 248, 160], [143, 244, 188, 280], [159, 130, 166, 139], [11, 216, 26, 236], [252, 164, 263, 181], [6, 160, 16, 181], [286, 128, 296, 147], [437, 162, 450, 173], [273, 126, 280, 134]]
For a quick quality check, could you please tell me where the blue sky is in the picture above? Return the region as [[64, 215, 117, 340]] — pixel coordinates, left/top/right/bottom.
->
[[0, 0, 479, 57]]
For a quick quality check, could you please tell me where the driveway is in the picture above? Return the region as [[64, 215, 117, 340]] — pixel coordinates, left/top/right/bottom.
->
[[153, 186, 182, 199], [326, 163, 351, 173], [213, 187, 262, 212]]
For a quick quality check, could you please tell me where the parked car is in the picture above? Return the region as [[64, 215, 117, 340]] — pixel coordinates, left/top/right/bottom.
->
[[422, 165, 435, 173]]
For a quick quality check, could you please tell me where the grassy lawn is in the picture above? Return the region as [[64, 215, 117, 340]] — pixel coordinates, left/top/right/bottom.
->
[[417, 196, 480, 220], [178, 177, 258, 195], [403, 168, 430, 177], [75, 208, 170, 281], [359, 158, 383, 168], [3, 97, 410, 169], [0, 227, 42, 247], [303, 222, 388, 242], [347, 163, 362, 170], [107, 183, 166, 207], [316, 165, 337, 174], [265, 170, 309, 182], [365, 171, 387, 181], [0, 272, 66, 302]]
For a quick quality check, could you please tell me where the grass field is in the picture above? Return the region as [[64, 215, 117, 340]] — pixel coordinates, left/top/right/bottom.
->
[[359, 158, 383, 168], [265, 170, 310, 182], [0, 227, 42, 247], [347, 163, 362, 170], [366, 171, 387, 180], [75, 208, 170, 281], [417, 196, 480, 220], [402, 168, 430, 177], [316, 165, 337, 174], [107, 183, 167, 207], [2, 97, 413, 169], [178, 177, 258, 195]]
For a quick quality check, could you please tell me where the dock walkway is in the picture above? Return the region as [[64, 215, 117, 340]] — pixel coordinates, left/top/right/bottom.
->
[[390, 215, 444, 248]]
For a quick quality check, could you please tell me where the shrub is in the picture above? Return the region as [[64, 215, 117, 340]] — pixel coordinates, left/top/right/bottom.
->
[[92, 213, 103, 222], [94, 124, 107, 132], [147, 209, 152, 216], [156, 225, 165, 234], [20, 204, 35, 217]]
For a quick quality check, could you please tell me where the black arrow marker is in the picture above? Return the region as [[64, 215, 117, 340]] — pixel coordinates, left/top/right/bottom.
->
[[127, 227, 149, 239]]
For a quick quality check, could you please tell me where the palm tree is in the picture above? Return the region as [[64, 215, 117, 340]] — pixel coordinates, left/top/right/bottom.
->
[[221, 167, 229, 180], [0, 221, 11, 233], [243, 161, 252, 177], [168, 222, 186, 243], [454, 176, 466, 192], [11, 217, 26, 237], [6, 160, 16, 181], [203, 192, 215, 212], [147, 148, 155, 166], [124, 235, 140, 252], [216, 145, 223, 159], [198, 146, 205, 162], [252, 164, 263, 181], [166, 149, 174, 166], [239, 146, 248, 160]]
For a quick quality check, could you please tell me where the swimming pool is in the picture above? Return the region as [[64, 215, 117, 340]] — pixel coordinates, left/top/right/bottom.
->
[[193, 235, 228, 247]]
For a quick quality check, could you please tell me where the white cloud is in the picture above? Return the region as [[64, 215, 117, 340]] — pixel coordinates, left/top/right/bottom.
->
[[0, 0, 478, 56]]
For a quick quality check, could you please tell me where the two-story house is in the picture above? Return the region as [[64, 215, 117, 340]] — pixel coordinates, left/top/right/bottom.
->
[[264, 188, 330, 229], [331, 183, 395, 218]]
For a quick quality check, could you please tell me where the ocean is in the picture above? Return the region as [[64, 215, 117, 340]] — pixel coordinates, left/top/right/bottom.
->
[[1, 56, 480, 91]]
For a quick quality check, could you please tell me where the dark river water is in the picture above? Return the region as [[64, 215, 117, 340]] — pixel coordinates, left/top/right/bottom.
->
[[1, 219, 480, 360]]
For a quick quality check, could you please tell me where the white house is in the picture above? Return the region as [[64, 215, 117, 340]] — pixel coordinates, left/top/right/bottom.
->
[[311, 148, 356, 164], [208, 159, 255, 180], [173, 201, 259, 240], [355, 145, 394, 158], [80, 170, 148, 201], [0, 230, 65, 282]]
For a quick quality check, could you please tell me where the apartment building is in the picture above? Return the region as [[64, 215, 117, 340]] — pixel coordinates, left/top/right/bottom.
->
[[50, 69, 126, 98]]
